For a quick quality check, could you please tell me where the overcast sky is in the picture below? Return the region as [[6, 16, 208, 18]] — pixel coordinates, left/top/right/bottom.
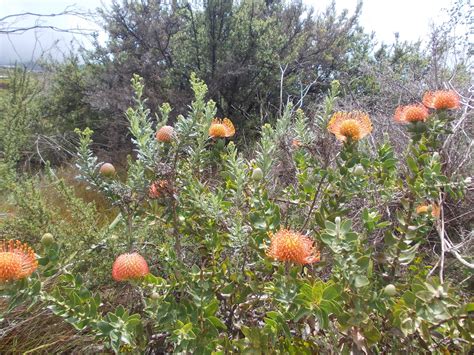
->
[[0, 0, 453, 64]]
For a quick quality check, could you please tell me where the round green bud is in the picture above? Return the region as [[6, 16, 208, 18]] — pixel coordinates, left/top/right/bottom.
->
[[251, 167, 264, 181], [353, 165, 365, 176], [41, 233, 55, 246], [384, 284, 397, 297], [150, 292, 160, 300]]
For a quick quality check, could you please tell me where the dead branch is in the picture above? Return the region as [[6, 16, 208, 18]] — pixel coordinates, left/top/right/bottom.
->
[[0, 7, 97, 35]]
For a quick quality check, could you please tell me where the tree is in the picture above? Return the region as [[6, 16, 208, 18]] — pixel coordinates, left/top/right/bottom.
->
[[85, 0, 371, 141]]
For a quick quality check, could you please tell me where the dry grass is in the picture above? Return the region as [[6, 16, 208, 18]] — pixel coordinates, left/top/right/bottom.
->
[[53, 165, 119, 225], [0, 281, 144, 353], [0, 301, 104, 353]]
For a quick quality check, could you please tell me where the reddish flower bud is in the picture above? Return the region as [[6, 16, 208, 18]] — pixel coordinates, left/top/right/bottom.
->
[[99, 163, 116, 178], [112, 252, 149, 281], [156, 125, 175, 143]]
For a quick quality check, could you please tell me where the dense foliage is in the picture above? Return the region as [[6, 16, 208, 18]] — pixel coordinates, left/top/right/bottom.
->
[[0, 0, 472, 353], [1, 74, 472, 353], [87, 0, 370, 125]]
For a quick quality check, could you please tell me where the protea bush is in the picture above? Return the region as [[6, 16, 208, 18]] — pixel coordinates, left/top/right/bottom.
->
[[0, 74, 472, 353]]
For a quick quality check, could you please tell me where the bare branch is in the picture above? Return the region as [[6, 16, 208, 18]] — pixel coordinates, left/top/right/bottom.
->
[[0, 7, 97, 36]]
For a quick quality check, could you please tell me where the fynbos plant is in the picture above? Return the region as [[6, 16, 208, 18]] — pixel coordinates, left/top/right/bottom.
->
[[1, 76, 472, 353]]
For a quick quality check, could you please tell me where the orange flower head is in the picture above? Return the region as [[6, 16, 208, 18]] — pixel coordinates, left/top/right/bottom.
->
[[148, 180, 169, 199], [209, 118, 235, 138], [422, 90, 460, 110], [394, 104, 429, 124], [0, 240, 38, 282], [416, 203, 441, 218], [267, 229, 320, 265], [292, 139, 302, 148], [112, 252, 149, 281], [327, 111, 372, 141], [155, 125, 175, 143]]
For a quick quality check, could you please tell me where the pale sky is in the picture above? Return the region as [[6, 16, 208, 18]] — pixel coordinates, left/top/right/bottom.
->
[[310, 0, 451, 44], [0, 0, 455, 64]]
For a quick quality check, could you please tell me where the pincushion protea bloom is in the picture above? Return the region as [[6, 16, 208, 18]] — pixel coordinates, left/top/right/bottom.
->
[[209, 118, 235, 138], [267, 229, 320, 265], [292, 139, 302, 148], [149, 180, 169, 199], [394, 104, 429, 124], [422, 90, 460, 110], [155, 125, 175, 143], [0, 240, 38, 282], [416, 203, 441, 218], [327, 111, 372, 142], [112, 252, 149, 281]]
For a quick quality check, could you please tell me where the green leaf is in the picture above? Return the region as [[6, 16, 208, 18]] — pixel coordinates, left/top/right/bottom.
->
[[356, 256, 370, 269], [126, 317, 142, 329], [402, 291, 416, 306], [294, 308, 312, 322], [115, 305, 125, 318], [207, 316, 227, 330], [463, 303, 474, 313], [363, 323, 381, 344], [341, 219, 352, 234], [204, 299, 219, 316], [320, 233, 335, 247], [416, 291, 434, 302], [96, 321, 114, 335], [312, 283, 324, 304], [322, 285, 339, 300], [266, 311, 279, 319], [354, 275, 370, 288], [407, 156, 418, 174], [376, 221, 391, 228]]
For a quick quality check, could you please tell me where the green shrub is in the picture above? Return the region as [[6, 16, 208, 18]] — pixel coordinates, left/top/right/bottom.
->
[[1, 75, 472, 353], [0, 66, 42, 189]]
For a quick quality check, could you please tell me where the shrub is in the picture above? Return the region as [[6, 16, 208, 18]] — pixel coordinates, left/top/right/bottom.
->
[[1, 74, 472, 353], [86, 0, 372, 140], [0, 66, 42, 189]]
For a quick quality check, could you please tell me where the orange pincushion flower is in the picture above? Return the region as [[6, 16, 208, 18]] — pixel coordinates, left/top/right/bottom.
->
[[112, 252, 149, 281], [267, 229, 320, 265], [327, 111, 372, 142], [155, 125, 175, 143], [292, 139, 302, 148], [149, 180, 169, 199], [394, 104, 429, 124], [416, 203, 441, 218], [422, 90, 460, 110], [0, 240, 38, 282], [209, 118, 235, 138]]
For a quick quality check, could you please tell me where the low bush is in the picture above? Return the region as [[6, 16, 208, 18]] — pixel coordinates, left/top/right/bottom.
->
[[0, 74, 472, 353]]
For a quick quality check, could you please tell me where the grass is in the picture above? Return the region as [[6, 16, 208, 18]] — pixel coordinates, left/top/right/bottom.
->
[[0, 68, 10, 91], [0, 301, 102, 353]]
